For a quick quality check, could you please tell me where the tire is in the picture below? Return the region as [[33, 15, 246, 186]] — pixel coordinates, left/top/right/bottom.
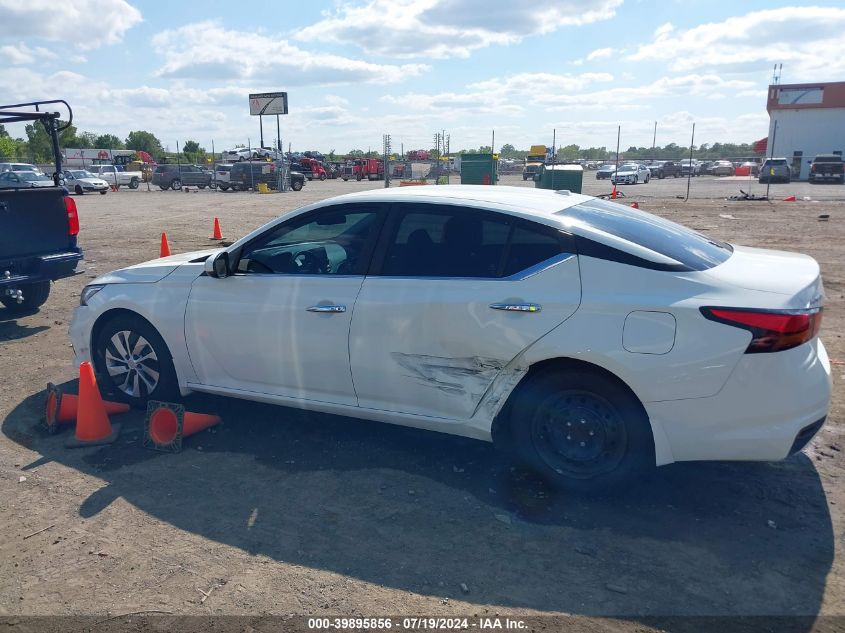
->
[[170, 179, 182, 191], [75, 185, 83, 195], [356, 174, 362, 182], [523, 175, 528, 181], [320, 173, 327, 181], [633, 175, 638, 184], [506, 369, 654, 494], [342, 178, 348, 182], [0, 281, 51, 316], [198, 184, 206, 190], [220, 185, 229, 191], [645, 174, 649, 183], [92, 313, 179, 408], [291, 179, 303, 192], [129, 177, 140, 189], [658, 171, 664, 179], [159, 186, 168, 191], [99, 190, 107, 195]]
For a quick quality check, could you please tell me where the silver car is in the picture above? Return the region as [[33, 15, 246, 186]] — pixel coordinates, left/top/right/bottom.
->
[[759, 158, 791, 184], [0, 170, 53, 188]]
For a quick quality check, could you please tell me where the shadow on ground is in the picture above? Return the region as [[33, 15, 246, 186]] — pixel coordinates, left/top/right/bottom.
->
[[2, 383, 834, 620]]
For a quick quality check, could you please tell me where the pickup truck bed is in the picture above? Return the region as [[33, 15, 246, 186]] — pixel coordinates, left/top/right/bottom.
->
[[809, 155, 844, 184]]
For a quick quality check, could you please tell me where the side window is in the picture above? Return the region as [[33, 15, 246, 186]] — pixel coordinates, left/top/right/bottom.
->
[[237, 205, 381, 276], [381, 205, 511, 278], [502, 225, 565, 277]]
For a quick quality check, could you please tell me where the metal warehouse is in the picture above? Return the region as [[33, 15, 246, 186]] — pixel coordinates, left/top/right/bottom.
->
[[766, 81, 845, 181]]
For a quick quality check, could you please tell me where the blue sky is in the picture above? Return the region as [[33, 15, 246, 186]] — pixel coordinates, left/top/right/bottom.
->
[[2, 0, 844, 153]]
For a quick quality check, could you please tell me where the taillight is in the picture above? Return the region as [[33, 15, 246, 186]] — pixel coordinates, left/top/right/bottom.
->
[[701, 307, 823, 353], [65, 195, 79, 237]]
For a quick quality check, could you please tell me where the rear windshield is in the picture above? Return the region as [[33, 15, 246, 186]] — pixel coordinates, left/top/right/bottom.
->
[[814, 155, 842, 162], [564, 198, 733, 271], [763, 159, 788, 166]]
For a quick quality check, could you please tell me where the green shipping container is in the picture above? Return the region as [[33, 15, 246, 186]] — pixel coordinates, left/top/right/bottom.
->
[[535, 164, 583, 193], [460, 153, 498, 185]]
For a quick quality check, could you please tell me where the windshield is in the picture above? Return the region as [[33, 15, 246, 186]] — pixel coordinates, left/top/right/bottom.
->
[[20, 172, 50, 181], [564, 198, 733, 271], [619, 164, 639, 170], [70, 170, 94, 178]]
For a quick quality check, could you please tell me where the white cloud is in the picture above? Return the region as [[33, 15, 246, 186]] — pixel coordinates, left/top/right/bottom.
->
[[632, 7, 845, 78], [586, 47, 614, 61], [0, 43, 57, 64], [296, 0, 623, 59], [0, 0, 142, 49], [151, 21, 429, 85], [382, 72, 753, 117]]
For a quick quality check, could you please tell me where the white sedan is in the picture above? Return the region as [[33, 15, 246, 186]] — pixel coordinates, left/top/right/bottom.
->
[[611, 163, 651, 185], [63, 170, 110, 195], [69, 186, 831, 492]]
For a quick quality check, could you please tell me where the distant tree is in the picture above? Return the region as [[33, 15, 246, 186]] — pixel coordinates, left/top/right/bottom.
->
[[0, 124, 8, 138], [182, 140, 202, 156], [327, 149, 337, 162], [347, 149, 364, 158], [94, 134, 124, 149], [0, 136, 17, 159], [126, 130, 164, 158], [363, 150, 380, 159]]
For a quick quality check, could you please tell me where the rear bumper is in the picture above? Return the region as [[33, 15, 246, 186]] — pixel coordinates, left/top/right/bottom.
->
[[646, 338, 832, 465], [0, 250, 83, 285]]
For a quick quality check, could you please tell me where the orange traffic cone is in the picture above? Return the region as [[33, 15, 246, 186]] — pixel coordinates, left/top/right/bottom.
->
[[783, 195, 796, 202], [65, 362, 120, 447], [630, 202, 639, 209], [143, 401, 221, 453], [211, 217, 224, 240], [44, 382, 129, 434], [611, 186, 617, 199], [160, 232, 171, 257]]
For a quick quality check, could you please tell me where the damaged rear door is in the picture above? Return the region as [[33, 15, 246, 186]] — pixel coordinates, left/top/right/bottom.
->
[[349, 203, 581, 420]]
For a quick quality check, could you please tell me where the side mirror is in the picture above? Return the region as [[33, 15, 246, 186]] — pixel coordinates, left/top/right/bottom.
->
[[204, 251, 230, 279]]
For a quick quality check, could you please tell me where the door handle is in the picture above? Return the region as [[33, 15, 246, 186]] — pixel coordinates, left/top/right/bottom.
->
[[306, 305, 346, 313], [489, 302, 542, 313]]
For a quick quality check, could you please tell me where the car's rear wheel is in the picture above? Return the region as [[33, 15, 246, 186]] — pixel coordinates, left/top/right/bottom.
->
[[129, 177, 140, 189], [93, 314, 178, 408], [170, 179, 182, 190], [507, 370, 654, 494], [291, 179, 303, 191], [74, 185, 83, 195], [99, 190, 107, 195]]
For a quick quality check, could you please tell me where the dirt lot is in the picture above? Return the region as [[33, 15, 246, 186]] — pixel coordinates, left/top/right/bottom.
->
[[1, 173, 844, 630]]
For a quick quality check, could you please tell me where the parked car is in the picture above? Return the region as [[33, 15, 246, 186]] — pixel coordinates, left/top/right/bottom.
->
[[758, 158, 791, 184], [0, 171, 54, 188], [228, 161, 305, 191], [808, 154, 844, 184], [1, 99, 83, 316], [223, 148, 253, 162], [647, 161, 680, 179], [0, 162, 43, 174], [679, 160, 704, 177], [595, 164, 617, 180], [710, 160, 735, 176], [151, 164, 213, 190], [213, 164, 233, 191], [62, 170, 109, 195], [69, 186, 831, 493], [611, 163, 650, 185]]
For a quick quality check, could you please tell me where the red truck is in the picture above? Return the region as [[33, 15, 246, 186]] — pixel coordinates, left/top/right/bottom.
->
[[297, 157, 327, 181], [406, 149, 431, 160], [341, 158, 384, 181]]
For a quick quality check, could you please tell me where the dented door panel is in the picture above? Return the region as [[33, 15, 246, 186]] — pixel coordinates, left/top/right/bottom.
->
[[349, 258, 582, 420]]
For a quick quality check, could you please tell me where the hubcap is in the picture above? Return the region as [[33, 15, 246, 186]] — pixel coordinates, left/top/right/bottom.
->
[[104, 330, 160, 398], [531, 391, 627, 479]]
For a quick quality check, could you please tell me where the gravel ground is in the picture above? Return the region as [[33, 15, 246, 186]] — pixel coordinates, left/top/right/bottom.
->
[[1, 173, 844, 631]]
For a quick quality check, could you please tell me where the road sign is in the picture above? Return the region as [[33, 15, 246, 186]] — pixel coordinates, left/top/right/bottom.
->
[[249, 92, 288, 116]]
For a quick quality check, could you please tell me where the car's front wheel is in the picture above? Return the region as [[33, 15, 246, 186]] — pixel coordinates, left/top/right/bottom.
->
[[170, 179, 182, 190], [93, 314, 178, 408], [507, 369, 654, 494], [291, 179, 303, 191], [75, 185, 84, 195], [129, 177, 140, 189]]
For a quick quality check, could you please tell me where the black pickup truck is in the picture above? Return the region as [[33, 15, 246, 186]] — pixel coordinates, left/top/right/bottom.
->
[[809, 154, 844, 184], [0, 101, 83, 315]]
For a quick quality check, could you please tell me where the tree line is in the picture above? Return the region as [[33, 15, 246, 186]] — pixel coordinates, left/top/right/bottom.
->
[[1, 123, 762, 164]]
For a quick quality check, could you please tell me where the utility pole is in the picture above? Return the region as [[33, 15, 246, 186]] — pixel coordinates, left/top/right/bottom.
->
[[652, 121, 657, 157], [766, 119, 778, 200], [383, 134, 391, 188], [685, 123, 695, 202]]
